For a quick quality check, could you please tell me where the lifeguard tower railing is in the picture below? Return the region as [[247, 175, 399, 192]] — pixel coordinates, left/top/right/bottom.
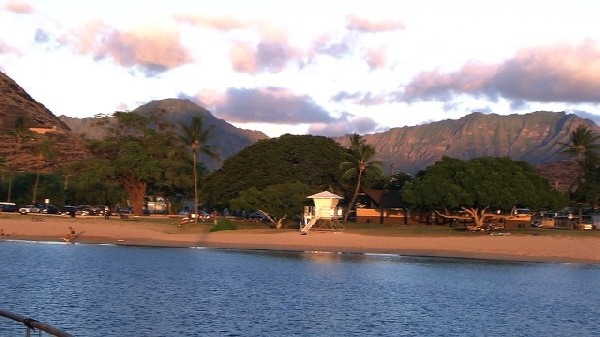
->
[[0, 309, 74, 337], [303, 205, 344, 222], [301, 206, 345, 232]]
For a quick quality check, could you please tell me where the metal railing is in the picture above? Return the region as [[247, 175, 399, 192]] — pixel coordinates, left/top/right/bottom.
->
[[0, 309, 73, 337]]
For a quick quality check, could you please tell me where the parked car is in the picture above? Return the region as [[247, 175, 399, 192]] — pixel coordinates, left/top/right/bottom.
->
[[42, 204, 59, 214], [19, 204, 42, 215], [0, 202, 19, 212], [76, 205, 97, 216], [178, 208, 209, 219], [60, 205, 76, 216], [248, 211, 267, 221]]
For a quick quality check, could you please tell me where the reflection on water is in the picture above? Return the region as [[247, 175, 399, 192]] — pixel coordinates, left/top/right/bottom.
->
[[1, 241, 599, 336]]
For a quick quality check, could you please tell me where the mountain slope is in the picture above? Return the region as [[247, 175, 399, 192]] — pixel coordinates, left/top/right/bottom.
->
[[61, 98, 269, 170], [0, 71, 90, 172], [339, 111, 596, 175]]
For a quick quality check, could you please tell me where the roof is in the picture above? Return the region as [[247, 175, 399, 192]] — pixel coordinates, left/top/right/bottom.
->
[[363, 189, 402, 208], [307, 191, 344, 199]]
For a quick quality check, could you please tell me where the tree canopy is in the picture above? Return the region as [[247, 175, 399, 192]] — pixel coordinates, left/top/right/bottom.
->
[[402, 156, 567, 226], [202, 134, 346, 208], [229, 182, 317, 223], [79, 111, 190, 215]]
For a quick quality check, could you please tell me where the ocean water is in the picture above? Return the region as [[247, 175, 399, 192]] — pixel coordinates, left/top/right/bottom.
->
[[1, 240, 599, 336]]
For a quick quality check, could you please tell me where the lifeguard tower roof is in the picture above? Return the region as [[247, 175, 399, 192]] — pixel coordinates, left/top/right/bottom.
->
[[307, 191, 343, 199]]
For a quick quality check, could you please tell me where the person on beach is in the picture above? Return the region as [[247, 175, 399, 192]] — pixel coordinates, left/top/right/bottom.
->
[[64, 226, 76, 241]]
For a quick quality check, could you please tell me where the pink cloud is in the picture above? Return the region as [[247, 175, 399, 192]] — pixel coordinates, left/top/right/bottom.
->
[[403, 40, 600, 103], [0, 41, 21, 56], [366, 48, 387, 70], [346, 15, 405, 33], [173, 13, 248, 30], [4, 0, 34, 14], [230, 38, 300, 74], [61, 22, 193, 76], [230, 42, 257, 73]]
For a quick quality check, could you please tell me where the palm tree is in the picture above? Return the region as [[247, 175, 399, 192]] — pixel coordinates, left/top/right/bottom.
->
[[180, 116, 219, 222], [32, 140, 56, 204], [340, 134, 384, 221], [559, 125, 600, 193], [559, 125, 600, 226]]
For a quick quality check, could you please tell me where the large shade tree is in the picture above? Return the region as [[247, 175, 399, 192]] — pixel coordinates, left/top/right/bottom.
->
[[229, 182, 317, 228], [202, 134, 346, 208], [180, 116, 219, 222], [339, 134, 384, 221], [402, 156, 567, 229], [80, 111, 188, 215]]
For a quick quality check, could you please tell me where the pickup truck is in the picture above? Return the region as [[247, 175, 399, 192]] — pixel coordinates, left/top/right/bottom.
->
[[19, 205, 42, 215]]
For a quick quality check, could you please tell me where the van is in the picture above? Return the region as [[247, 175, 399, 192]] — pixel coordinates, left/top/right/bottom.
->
[[0, 202, 18, 212]]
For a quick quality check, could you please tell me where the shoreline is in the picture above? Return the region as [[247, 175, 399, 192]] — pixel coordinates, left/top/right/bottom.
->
[[2, 214, 600, 265]]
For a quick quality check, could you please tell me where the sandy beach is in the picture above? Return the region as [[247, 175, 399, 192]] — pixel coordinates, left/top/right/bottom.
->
[[2, 213, 600, 264]]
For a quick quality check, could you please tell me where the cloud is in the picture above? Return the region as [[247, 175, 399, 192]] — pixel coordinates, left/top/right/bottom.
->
[[365, 47, 387, 70], [0, 41, 21, 56], [214, 87, 335, 124], [570, 110, 600, 125], [403, 40, 600, 104], [3, 0, 34, 14], [60, 21, 193, 76], [332, 91, 387, 105], [346, 15, 405, 33], [34, 28, 50, 43], [308, 114, 379, 137], [173, 13, 248, 30], [310, 33, 354, 58], [230, 39, 300, 74]]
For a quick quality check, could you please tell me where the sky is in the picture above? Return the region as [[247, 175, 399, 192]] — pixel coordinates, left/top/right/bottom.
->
[[1, 0, 600, 138]]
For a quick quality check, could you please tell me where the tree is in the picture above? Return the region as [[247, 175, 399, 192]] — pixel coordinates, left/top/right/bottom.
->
[[202, 134, 346, 208], [385, 172, 413, 190], [558, 125, 600, 225], [402, 157, 567, 229], [180, 116, 219, 222], [81, 111, 188, 215], [559, 125, 600, 194], [340, 134, 384, 221], [229, 182, 317, 228], [31, 140, 56, 203]]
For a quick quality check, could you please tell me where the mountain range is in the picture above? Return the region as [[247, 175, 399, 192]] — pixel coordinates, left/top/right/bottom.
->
[[337, 111, 593, 174], [0, 70, 588, 192]]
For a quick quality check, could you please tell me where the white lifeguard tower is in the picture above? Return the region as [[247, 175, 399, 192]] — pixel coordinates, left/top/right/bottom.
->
[[300, 191, 345, 234]]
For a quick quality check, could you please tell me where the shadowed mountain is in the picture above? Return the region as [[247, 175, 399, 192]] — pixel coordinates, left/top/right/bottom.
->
[[0, 71, 91, 173], [61, 98, 269, 170]]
